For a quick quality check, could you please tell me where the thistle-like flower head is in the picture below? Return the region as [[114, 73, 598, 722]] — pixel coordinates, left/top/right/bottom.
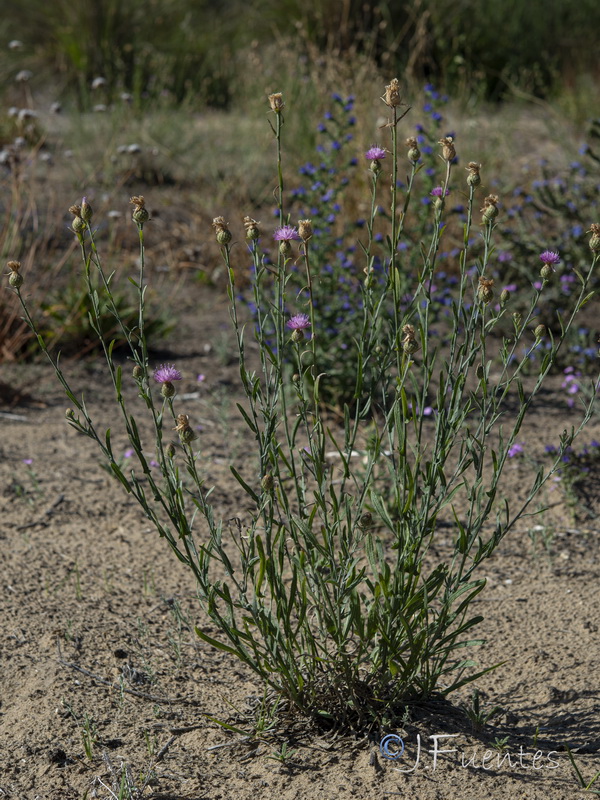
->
[[153, 364, 182, 384]]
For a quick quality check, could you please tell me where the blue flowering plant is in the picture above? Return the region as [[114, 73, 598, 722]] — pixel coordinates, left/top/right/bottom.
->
[[9, 81, 600, 733]]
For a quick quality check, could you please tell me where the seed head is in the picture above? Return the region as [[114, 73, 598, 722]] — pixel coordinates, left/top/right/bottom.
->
[[401, 324, 419, 355], [212, 216, 232, 245], [382, 78, 402, 108], [405, 137, 421, 163], [7, 260, 23, 288], [481, 195, 500, 224], [298, 219, 313, 241], [268, 93, 285, 113], [130, 195, 149, 225], [243, 216, 260, 241], [588, 224, 600, 253], [477, 276, 494, 304], [173, 414, 197, 444], [438, 136, 456, 162], [466, 162, 481, 187]]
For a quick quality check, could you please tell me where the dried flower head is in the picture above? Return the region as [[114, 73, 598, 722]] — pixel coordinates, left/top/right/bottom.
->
[[212, 216, 232, 245], [477, 276, 494, 304], [6, 260, 23, 288], [466, 162, 482, 187], [298, 219, 313, 241], [438, 136, 456, 162], [401, 324, 419, 355], [173, 414, 197, 444], [243, 216, 260, 241], [405, 137, 421, 163], [382, 78, 402, 108], [80, 196, 93, 223], [130, 195, 149, 225], [268, 93, 285, 113], [481, 195, 500, 224], [588, 223, 600, 253]]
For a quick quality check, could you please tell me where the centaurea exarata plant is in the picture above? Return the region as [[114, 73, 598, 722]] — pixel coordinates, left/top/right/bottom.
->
[[9, 80, 600, 733]]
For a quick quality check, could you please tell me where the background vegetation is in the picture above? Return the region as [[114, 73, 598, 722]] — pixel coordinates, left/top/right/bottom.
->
[[1, 0, 600, 110]]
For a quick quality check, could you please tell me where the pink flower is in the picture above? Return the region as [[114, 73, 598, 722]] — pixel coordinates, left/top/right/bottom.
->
[[508, 442, 524, 458], [539, 250, 560, 265], [431, 186, 449, 197], [286, 314, 311, 331], [273, 226, 300, 241], [365, 146, 386, 160], [153, 364, 182, 383]]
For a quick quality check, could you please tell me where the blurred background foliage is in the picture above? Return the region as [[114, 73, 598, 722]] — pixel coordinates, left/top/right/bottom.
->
[[1, 0, 599, 110]]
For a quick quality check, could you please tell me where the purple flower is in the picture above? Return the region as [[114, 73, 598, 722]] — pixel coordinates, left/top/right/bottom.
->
[[124, 448, 134, 458], [197, 373, 206, 383], [539, 250, 560, 265], [508, 442, 524, 458], [23, 458, 33, 465], [365, 146, 386, 160], [286, 314, 311, 331], [273, 225, 300, 241], [431, 186, 450, 197], [153, 364, 182, 383]]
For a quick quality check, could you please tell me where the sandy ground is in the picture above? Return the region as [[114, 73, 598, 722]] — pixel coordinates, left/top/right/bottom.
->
[[1, 284, 599, 800]]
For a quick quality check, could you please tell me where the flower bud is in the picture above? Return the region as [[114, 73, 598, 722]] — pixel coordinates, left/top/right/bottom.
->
[[72, 215, 86, 233], [500, 289, 510, 306], [166, 443, 176, 458], [476, 364, 485, 380], [534, 324, 546, 339], [513, 311, 522, 327], [261, 473, 274, 492], [161, 381, 175, 398], [292, 373, 301, 383], [132, 364, 143, 378]]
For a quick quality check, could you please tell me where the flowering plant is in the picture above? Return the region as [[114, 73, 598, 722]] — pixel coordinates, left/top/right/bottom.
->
[[10, 80, 599, 733]]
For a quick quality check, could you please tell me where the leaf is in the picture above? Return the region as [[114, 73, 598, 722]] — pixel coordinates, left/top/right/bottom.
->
[[230, 466, 259, 502]]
